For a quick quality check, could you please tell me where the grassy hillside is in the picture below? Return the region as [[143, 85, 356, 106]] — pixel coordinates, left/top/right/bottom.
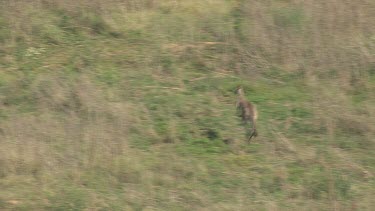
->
[[0, 0, 374, 210]]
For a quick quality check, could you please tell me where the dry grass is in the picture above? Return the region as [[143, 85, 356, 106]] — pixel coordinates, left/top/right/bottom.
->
[[0, 0, 374, 210]]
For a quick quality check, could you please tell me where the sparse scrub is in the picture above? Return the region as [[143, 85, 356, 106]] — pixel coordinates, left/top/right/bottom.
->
[[0, 0, 374, 210]]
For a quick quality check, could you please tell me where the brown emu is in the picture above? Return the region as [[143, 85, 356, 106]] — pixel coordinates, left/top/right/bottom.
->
[[235, 86, 258, 142]]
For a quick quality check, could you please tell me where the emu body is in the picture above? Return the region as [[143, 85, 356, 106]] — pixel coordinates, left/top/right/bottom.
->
[[236, 87, 258, 142]]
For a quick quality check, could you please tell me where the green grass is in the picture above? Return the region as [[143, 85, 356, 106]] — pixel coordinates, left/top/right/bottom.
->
[[0, 0, 374, 210]]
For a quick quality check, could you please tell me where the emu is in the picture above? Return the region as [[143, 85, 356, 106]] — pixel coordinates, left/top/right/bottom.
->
[[235, 86, 258, 142]]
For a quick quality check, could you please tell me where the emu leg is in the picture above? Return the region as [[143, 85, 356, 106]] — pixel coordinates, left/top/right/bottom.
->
[[247, 131, 256, 143]]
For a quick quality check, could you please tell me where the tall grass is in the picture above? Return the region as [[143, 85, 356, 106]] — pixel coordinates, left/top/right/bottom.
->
[[0, 0, 374, 210]]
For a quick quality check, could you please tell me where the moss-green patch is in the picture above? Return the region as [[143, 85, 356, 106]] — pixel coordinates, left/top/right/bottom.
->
[[46, 185, 89, 211], [273, 6, 305, 29], [96, 67, 122, 86], [287, 161, 306, 184], [303, 166, 329, 199], [177, 138, 229, 156], [0, 17, 10, 43]]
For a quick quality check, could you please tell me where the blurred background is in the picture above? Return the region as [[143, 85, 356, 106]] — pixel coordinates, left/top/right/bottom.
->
[[0, 0, 374, 210]]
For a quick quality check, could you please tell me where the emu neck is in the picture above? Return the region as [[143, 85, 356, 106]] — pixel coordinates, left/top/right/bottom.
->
[[238, 89, 246, 101]]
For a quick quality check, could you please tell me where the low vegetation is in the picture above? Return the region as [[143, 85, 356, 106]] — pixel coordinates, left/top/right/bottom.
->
[[0, 0, 374, 210]]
